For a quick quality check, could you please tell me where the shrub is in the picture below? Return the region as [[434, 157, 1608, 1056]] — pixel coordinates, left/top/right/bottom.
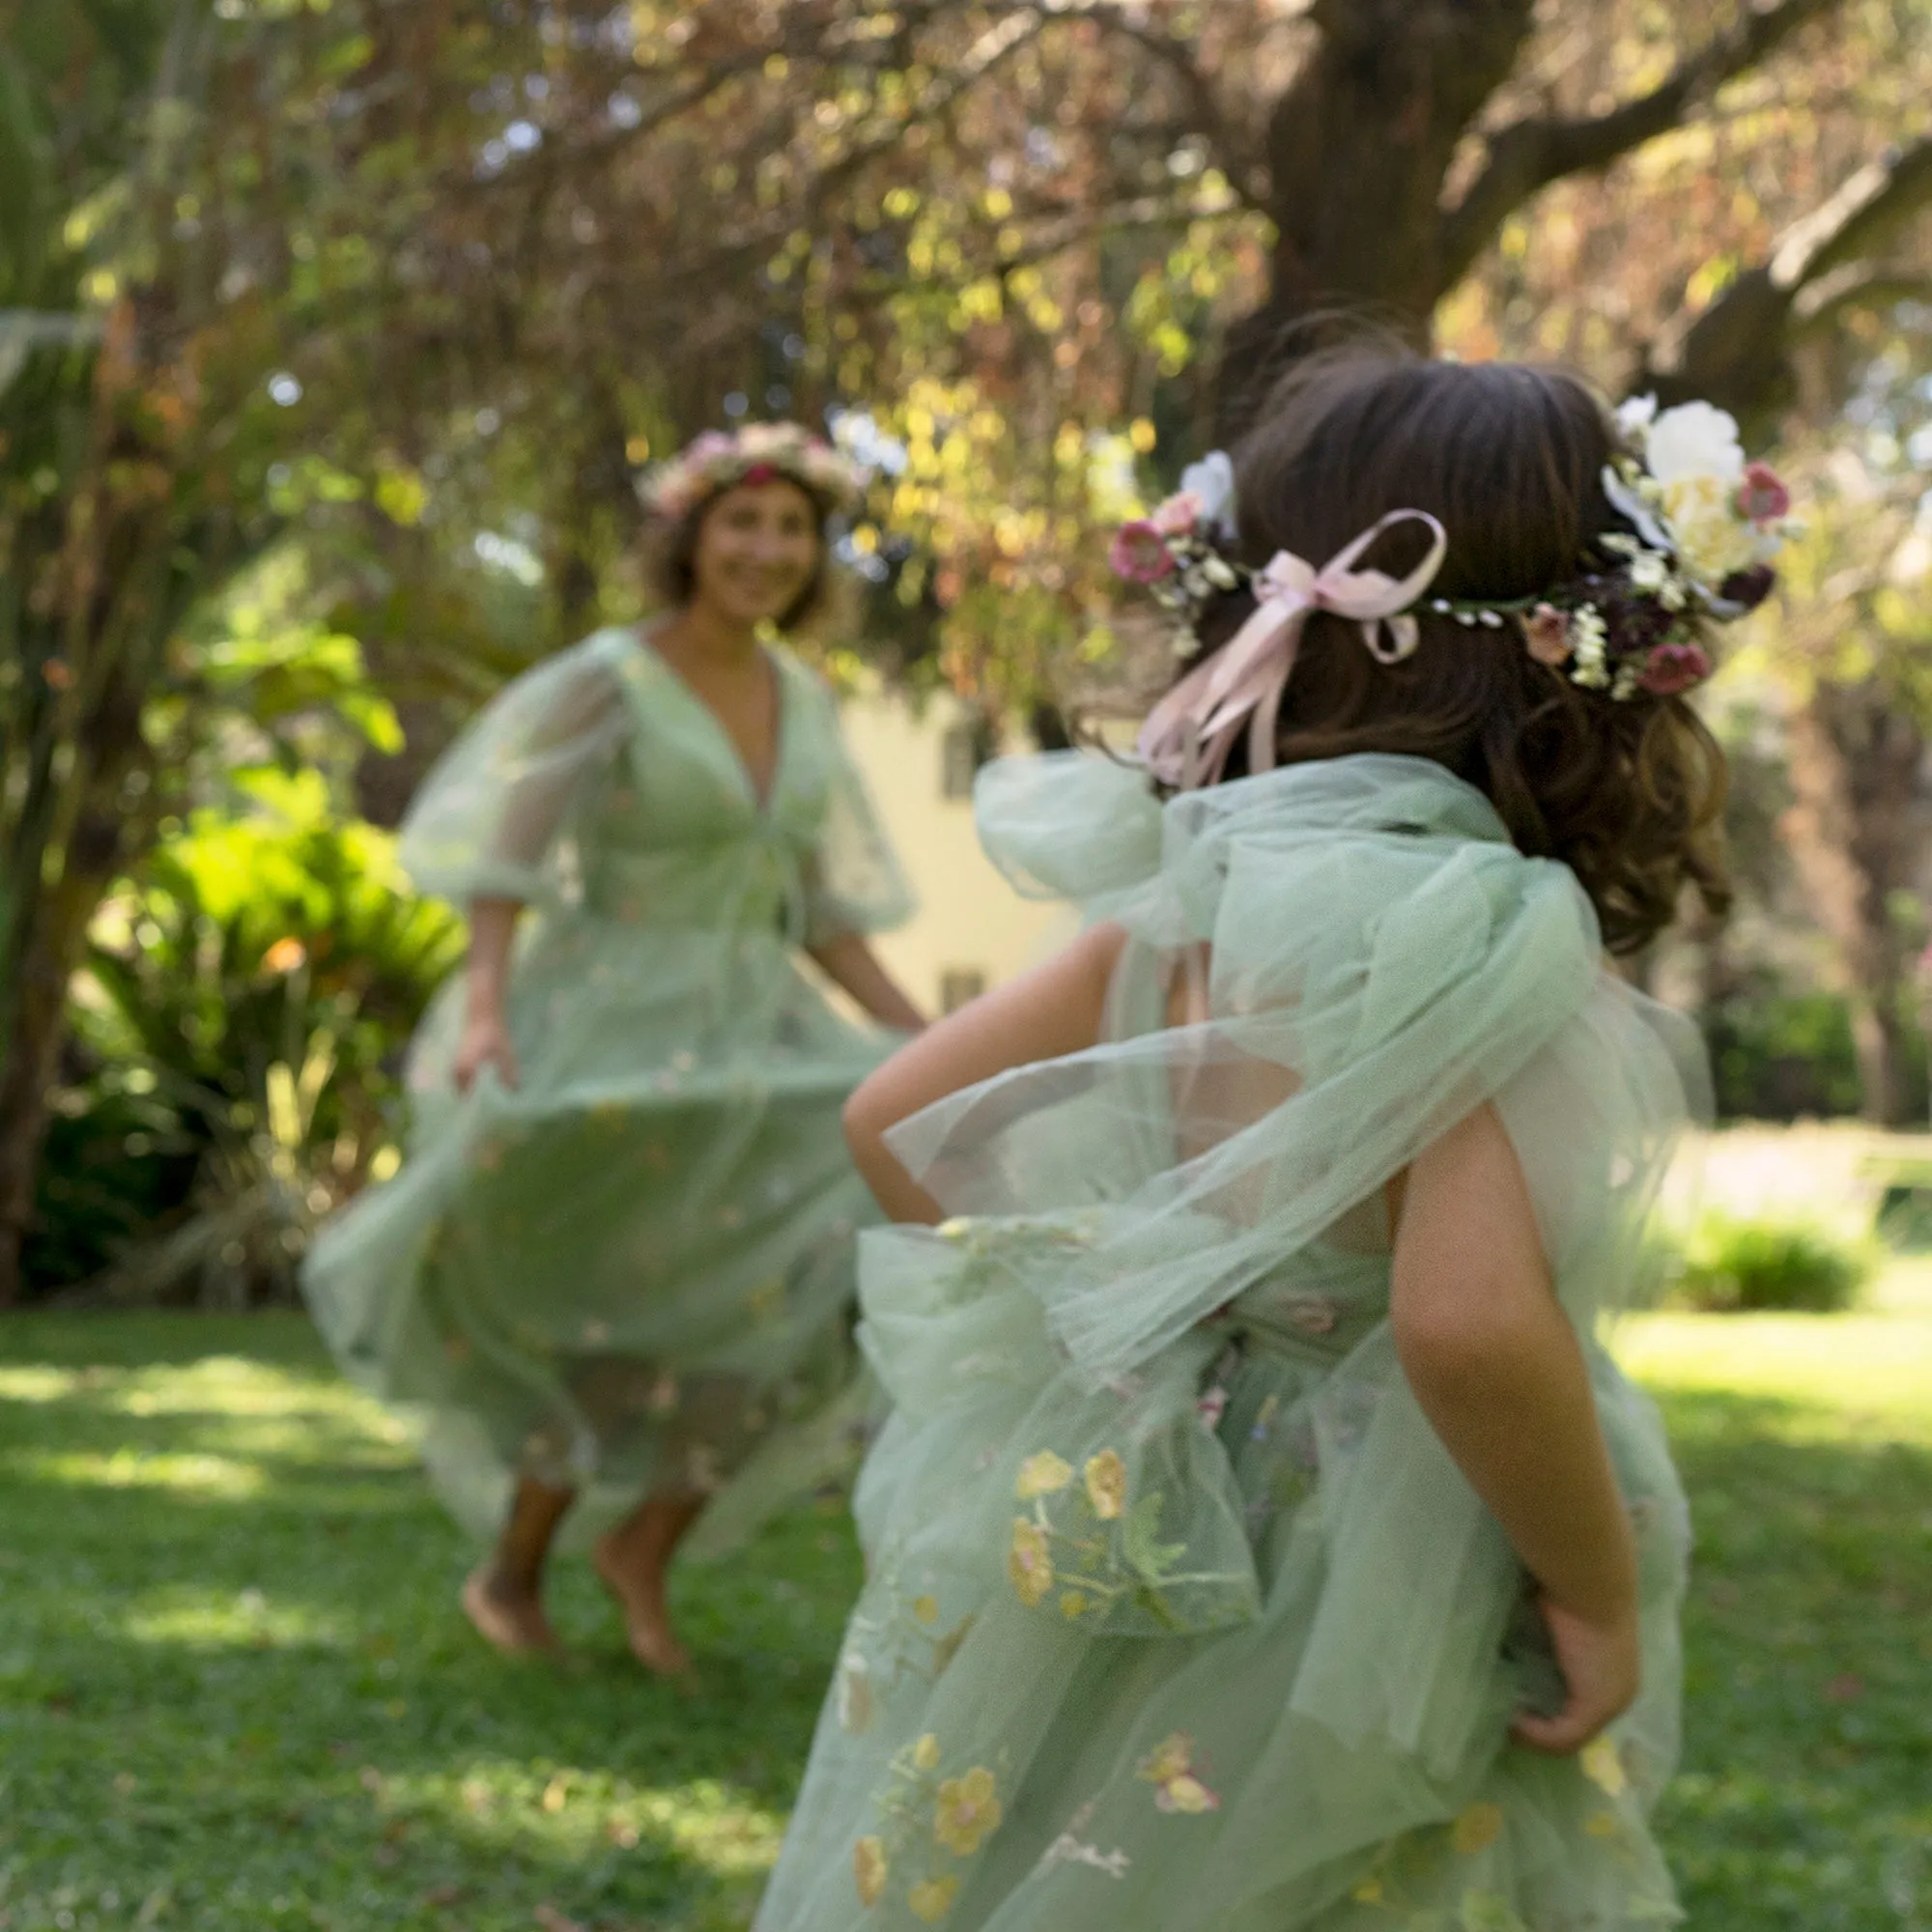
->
[[1662, 1209, 1874, 1315], [1703, 989, 1928, 1122], [24, 772, 462, 1304]]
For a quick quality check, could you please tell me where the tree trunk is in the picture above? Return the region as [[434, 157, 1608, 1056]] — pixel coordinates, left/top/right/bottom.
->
[[1781, 678, 1928, 1125], [0, 316, 197, 1303], [1217, 0, 1536, 429], [0, 835, 115, 1299]]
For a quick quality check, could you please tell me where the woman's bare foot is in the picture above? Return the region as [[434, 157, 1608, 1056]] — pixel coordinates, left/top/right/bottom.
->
[[461, 1565, 562, 1656], [592, 1534, 693, 1676]]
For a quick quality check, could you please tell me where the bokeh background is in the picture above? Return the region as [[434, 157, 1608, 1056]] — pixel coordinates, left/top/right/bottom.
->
[[1, 4, 1929, 1928]]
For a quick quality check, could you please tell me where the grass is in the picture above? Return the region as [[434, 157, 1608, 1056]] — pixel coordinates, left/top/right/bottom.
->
[[0, 1315, 858, 1932], [0, 1287, 1927, 1932], [1614, 1255, 1932, 1929]]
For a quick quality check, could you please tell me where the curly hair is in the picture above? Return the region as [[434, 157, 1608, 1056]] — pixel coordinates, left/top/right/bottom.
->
[[1177, 345, 1729, 954]]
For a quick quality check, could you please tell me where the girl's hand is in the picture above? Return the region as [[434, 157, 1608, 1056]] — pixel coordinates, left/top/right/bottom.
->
[[453, 1009, 520, 1094], [1510, 1592, 1640, 1755]]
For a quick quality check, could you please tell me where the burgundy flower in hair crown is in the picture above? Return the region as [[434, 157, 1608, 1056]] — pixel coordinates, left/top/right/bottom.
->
[[1113, 398, 1798, 781]]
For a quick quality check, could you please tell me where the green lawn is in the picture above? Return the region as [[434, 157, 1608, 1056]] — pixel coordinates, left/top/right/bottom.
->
[[1, 1296, 1928, 1932]]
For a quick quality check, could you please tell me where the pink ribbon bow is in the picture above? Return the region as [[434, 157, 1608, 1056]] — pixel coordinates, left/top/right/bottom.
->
[[1135, 509, 1449, 790]]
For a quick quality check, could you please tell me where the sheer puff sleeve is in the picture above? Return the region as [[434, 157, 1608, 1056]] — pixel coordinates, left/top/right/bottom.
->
[[797, 674, 917, 948], [398, 633, 633, 910]]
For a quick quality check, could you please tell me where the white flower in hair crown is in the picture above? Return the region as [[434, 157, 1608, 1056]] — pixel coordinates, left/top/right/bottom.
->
[[1111, 394, 1799, 730], [639, 422, 869, 521]]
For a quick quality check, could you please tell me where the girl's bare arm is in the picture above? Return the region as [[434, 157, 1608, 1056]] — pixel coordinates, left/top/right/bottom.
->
[[1390, 1103, 1640, 1754], [843, 922, 1126, 1223]]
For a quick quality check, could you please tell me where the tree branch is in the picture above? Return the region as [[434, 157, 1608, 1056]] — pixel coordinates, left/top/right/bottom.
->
[[1641, 133, 1932, 441], [802, 12, 1047, 218], [1440, 0, 1846, 288], [1792, 268, 1932, 337], [931, 0, 1266, 209], [1769, 137, 1932, 292]]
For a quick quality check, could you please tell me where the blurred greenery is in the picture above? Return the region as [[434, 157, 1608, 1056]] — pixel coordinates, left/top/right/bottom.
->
[[0, 1313, 855, 1932], [0, 1303, 1924, 1929], [8, 5, 1932, 1304], [1662, 1209, 1878, 1315], [1619, 1297, 1932, 1930], [1704, 992, 1889, 1123], [25, 773, 460, 1304]]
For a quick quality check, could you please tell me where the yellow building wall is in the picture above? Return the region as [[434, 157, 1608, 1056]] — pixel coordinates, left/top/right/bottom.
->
[[838, 689, 1074, 1014]]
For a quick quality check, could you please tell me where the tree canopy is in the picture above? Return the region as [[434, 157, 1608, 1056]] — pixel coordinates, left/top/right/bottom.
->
[[5, 0, 1932, 1295]]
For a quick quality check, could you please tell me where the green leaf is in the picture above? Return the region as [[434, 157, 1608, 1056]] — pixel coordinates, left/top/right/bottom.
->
[[1120, 1490, 1186, 1581]]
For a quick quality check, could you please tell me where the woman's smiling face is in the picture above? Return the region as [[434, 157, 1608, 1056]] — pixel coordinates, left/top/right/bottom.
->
[[687, 476, 821, 629]]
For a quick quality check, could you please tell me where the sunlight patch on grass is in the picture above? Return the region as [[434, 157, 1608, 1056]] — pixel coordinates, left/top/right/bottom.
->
[[122, 1587, 355, 1653], [0, 1366, 84, 1403], [1613, 1310, 1932, 1445], [4, 1295, 1924, 1932], [0, 1354, 399, 1431], [109, 1357, 408, 1438], [8, 1446, 270, 1498], [616, 1776, 788, 1878], [386, 1762, 789, 1877]]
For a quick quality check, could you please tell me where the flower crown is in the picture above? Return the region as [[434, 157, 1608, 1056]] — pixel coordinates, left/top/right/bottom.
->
[[639, 422, 868, 522], [1112, 397, 1797, 705]]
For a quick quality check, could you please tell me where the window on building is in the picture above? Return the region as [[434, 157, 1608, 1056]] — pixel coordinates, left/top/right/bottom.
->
[[940, 968, 988, 1013], [940, 723, 979, 800], [940, 714, 999, 800]]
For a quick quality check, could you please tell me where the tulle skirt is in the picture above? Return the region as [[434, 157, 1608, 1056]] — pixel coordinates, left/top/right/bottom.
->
[[754, 1218, 1689, 1930], [301, 913, 895, 1550]]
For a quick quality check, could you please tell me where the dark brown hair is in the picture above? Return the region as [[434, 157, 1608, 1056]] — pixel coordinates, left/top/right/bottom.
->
[[646, 474, 835, 635], [1182, 345, 1729, 954]]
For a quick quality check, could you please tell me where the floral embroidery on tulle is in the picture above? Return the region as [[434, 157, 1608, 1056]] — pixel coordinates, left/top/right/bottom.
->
[[1005, 1435, 1256, 1633], [907, 1875, 959, 1921], [1036, 1802, 1132, 1882], [933, 1767, 1002, 1855], [1282, 1295, 1338, 1336], [836, 1563, 978, 1722], [1580, 1735, 1629, 1798], [1083, 1449, 1127, 1520], [1038, 1833, 1132, 1880], [1452, 1803, 1504, 1855], [855, 1734, 1009, 1921], [853, 1834, 888, 1906], [1008, 1518, 1055, 1606], [836, 1652, 874, 1735], [1016, 1450, 1075, 1498], [1134, 1733, 1220, 1813]]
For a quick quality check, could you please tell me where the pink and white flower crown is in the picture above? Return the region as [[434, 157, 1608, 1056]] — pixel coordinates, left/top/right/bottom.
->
[[639, 422, 868, 522], [1114, 398, 1797, 722]]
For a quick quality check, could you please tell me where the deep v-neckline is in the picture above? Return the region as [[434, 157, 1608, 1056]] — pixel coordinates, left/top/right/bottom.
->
[[634, 626, 789, 814]]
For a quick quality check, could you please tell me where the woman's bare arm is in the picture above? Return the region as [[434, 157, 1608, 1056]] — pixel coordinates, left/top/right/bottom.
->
[[1390, 1102, 1640, 1754], [807, 931, 928, 1033], [843, 922, 1126, 1223], [452, 896, 524, 1092]]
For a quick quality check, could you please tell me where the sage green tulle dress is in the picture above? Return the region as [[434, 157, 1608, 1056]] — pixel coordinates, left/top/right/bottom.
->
[[756, 752, 1704, 1932], [300, 627, 913, 1551]]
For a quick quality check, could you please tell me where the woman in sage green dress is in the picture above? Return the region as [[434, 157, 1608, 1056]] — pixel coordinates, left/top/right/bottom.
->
[[757, 355, 1793, 1928], [302, 423, 923, 1669]]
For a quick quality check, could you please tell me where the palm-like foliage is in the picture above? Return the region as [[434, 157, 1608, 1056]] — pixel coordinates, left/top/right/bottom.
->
[[34, 776, 462, 1304]]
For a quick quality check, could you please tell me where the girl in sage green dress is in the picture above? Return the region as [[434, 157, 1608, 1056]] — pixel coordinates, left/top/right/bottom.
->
[[302, 423, 923, 1670], [757, 354, 1795, 1929]]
